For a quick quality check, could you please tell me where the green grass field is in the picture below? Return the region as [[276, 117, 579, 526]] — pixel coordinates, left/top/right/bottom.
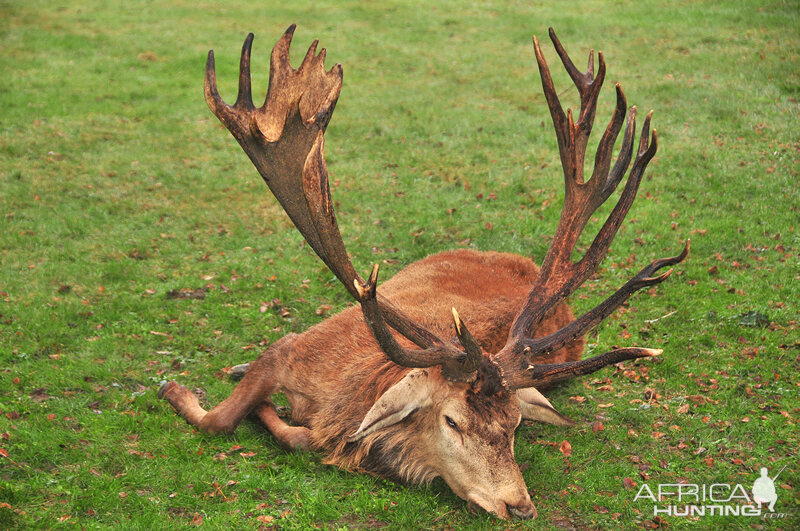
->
[[1, 0, 798, 528]]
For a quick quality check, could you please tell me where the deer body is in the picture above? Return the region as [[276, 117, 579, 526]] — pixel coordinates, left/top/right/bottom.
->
[[161, 26, 687, 519], [162, 250, 580, 517]]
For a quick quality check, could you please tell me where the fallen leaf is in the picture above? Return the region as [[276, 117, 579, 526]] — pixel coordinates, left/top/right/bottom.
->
[[623, 477, 636, 489], [559, 440, 572, 457]]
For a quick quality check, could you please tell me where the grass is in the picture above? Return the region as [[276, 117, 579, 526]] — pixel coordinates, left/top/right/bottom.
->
[[1, 0, 798, 528]]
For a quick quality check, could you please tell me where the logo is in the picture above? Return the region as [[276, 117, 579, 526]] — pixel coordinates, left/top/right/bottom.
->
[[752, 466, 781, 512], [634, 466, 789, 519]]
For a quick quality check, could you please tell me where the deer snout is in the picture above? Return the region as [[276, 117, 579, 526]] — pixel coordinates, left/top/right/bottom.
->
[[467, 489, 537, 520], [507, 499, 537, 519]]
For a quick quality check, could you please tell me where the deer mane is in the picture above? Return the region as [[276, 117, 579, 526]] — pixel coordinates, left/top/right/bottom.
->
[[308, 357, 438, 483]]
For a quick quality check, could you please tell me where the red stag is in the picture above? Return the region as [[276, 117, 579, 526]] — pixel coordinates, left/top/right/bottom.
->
[[160, 26, 688, 519]]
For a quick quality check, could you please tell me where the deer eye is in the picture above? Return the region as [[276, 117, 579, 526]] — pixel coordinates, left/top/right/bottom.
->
[[444, 415, 459, 431]]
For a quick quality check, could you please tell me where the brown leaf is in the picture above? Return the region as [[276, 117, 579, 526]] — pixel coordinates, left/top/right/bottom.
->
[[190, 513, 203, 526], [559, 440, 572, 457], [592, 422, 605, 432], [622, 477, 636, 489]]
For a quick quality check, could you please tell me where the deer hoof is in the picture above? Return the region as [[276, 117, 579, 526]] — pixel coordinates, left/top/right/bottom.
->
[[158, 381, 200, 408], [158, 380, 177, 399]]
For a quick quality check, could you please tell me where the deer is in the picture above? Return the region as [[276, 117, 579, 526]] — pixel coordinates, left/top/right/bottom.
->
[[159, 25, 688, 519]]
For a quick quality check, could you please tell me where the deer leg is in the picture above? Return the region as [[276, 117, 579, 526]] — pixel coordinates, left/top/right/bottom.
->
[[252, 401, 311, 451], [159, 334, 297, 434], [159, 374, 267, 435]]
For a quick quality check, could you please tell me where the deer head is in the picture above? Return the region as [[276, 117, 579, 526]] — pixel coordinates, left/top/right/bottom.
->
[[200, 25, 688, 519]]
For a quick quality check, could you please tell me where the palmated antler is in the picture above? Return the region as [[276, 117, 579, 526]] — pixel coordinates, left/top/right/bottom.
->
[[204, 26, 482, 381], [492, 28, 688, 390]]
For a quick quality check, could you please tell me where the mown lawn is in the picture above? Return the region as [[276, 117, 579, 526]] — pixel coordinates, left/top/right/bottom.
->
[[1, 0, 798, 529]]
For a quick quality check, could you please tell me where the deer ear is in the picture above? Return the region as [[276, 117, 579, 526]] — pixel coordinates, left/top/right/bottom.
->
[[347, 369, 433, 442], [517, 387, 575, 426]]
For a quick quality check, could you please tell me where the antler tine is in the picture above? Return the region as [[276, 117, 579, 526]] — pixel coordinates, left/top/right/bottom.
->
[[204, 50, 230, 125], [603, 103, 637, 200], [591, 84, 629, 203], [235, 32, 254, 109], [547, 27, 606, 179], [524, 347, 662, 388], [206, 27, 482, 382], [493, 30, 688, 391], [532, 35, 569, 172], [581, 113, 657, 270]]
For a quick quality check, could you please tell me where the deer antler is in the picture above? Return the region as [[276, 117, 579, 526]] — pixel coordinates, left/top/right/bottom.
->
[[493, 28, 688, 390], [205, 26, 482, 381]]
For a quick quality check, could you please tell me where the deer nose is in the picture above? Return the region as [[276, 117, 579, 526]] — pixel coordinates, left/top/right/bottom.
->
[[507, 500, 537, 519]]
